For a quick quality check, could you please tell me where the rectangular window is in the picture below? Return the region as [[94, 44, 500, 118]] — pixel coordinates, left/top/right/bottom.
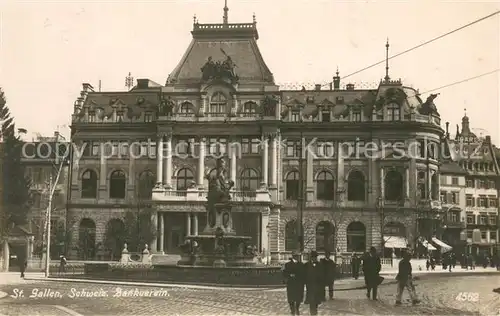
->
[[88, 112, 96, 123], [489, 180, 496, 189], [316, 141, 334, 158], [449, 212, 459, 222], [440, 191, 446, 203], [466, 194, 474, 207], [451, 177, 459, 185], [208, 138, 226, 155], [286, 140, 301, 158], [489, 196, 497, 207], [480, 215, 487, 225], [490, 231, 497, 241], [250, 138, 260, 154], [177, 139, 190, 155], [452, 192, 458, 204], [480, 231, 487, 240], [116, 112, 124, 122], [467, 229, 473, 239], [91, 142, 100, 156], [144, 112, 153, 123], [148, 141, 156, 158], [352, 111, 361, 122], [479, 195, 487, 207], [291, 111, 300, 122], [321, 110, 330, 122], [466, 214, 475, 224], [466, 178, 474, 188], [490, 216, 497, 225]]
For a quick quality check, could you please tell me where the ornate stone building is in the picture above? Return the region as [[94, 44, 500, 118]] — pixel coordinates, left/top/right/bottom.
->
[[68, 6, 446, 260]]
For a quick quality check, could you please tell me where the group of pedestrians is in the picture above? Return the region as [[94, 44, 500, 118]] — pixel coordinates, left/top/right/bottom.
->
[[282, 250, 336, 315], [283, 246, 421, 314]]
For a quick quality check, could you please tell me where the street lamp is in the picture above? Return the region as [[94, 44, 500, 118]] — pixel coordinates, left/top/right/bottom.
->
[[377, 196, 384, 256], [265, 223, 270, 265]]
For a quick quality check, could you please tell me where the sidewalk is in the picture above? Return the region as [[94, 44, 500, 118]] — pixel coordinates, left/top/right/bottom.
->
[[3, 267, 498, 291]]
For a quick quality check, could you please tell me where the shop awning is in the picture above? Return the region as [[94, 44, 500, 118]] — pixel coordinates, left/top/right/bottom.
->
[[383, 236, 408, 248], [420, 238, 437, 251], [432, 237, 453, 253]]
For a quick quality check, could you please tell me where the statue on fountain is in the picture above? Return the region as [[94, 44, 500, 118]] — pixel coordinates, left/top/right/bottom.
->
[[205, 158, 234, 226]]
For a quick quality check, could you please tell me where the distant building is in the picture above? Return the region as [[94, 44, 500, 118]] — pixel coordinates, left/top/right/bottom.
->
[[443, 114, 499, 257], [21, 131, 70, 259], [68, 5, 449, 261]]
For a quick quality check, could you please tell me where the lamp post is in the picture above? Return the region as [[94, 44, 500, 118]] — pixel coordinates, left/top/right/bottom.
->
[[297, 124, 305, 253], [266, 223, 270, 265], [377, 196, 384, 256]]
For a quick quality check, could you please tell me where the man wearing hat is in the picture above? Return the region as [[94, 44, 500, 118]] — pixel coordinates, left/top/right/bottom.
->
[[283, 251, 305, 315], [320, 251, 337, 300], [304, 250, 323, 315]]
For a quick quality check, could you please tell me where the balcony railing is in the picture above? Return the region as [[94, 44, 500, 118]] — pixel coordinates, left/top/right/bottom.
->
[[152, 188, 271, 202]]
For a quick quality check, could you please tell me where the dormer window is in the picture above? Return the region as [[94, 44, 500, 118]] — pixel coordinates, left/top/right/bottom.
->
[[116, 111, 124, 122], [88, 111, 96, 123], [336, 96, 344, 104], [209, 92, 227, 117], [352, 111, 362, 122], [144, 112, 153, 123], [321, 110, 330, 122], [179, 102, 192, 116], [291, 110, 301, 122], [243, 102, 258, 116], [386, 103, 400, 121]]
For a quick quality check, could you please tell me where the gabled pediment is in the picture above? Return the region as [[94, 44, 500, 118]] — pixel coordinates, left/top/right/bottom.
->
[[319, 98, 334, 107], [286, 99, 304, 108]]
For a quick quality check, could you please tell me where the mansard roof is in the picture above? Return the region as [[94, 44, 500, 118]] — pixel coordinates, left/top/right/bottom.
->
[[167, 20, 274, 85]]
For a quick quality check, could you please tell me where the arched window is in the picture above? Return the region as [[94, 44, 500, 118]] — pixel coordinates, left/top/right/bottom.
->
[[176, 168, 194, 191], [285, 220, 302, 251], [417, 171, 426, 200], [103, 218, 126, 260], [81, 169, 98, 198], [179, 102, 193, 116], [347, 170, 365, 201], [109, 170, 126, 199], [242, 101, 258, 115], [431, 174, 439, 200], [138, 171, 155, 199], [384, 170, 403, 202], [286, 171, 300, 200], [346, 221, 366, 252], [386, 103, 400, 121], [316, 221, 334, 252], [209, 92, 227, 116], [240, 168, 259, 191], [316, 171, 334, 200], [78, 218, 96, 260]]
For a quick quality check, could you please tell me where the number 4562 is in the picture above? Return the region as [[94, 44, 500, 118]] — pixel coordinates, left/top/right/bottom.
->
[[455, 292, 479, 302]]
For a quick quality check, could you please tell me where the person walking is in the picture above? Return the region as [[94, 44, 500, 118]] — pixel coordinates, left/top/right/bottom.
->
[[17, 251, 27, 278], [320, 251, 336, 300], [304, 251, 323, 316], [395, 251, 420, 306], [283, 251, 305, 315], [362, 247, 382, 300], [351, 253, 360, 279]]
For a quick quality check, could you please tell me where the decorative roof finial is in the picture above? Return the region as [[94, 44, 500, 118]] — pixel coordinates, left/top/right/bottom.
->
[[223, 0, 229, 25], [193, 14, 197, 24], [253, 12, 256, 23], [464, 108, 467, 117], [336, 66, 339, 77], [384, 38, 390, 82], [125, 72, 134, 91]]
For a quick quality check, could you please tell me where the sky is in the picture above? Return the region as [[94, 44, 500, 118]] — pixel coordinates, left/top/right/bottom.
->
[[0, 0, 499, 143]]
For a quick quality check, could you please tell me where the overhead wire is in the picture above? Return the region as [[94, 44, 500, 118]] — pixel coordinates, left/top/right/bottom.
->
[[322, 10, 500, 87]]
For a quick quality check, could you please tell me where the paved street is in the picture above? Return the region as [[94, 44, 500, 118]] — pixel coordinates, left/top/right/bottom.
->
[[0, 274, 498, 315]]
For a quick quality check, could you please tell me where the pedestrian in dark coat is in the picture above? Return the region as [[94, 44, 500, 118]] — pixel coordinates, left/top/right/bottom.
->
[[362, 247, 382, 300], [283, 251, 305, 315], [304, 251, 323, 316], [18, 252, 27, 278], [351, 253, 360, 279], [320, 251, 336, 300]]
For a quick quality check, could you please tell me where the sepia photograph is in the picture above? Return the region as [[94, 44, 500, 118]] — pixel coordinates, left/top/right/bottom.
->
[[0, 0, 499, 315]]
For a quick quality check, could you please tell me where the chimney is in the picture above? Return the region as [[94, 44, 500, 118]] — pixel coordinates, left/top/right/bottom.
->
[[346, 83, 355, 90], [315, 84, 321, 91]]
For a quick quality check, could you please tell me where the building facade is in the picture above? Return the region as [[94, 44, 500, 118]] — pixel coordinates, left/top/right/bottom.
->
[[22, 132, 70, 258], [443, 115, 500, 257], [68, 7, 447, 261]]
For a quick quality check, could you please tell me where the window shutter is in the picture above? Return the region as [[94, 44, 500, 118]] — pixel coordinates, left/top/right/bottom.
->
[[446, 193, 452, 203]]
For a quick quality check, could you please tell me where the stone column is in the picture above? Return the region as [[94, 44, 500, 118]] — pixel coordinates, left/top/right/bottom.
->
[[164, 133, 172, 189], [380, 168, 385, 200], [99, 141, 107, 190], [198, 137, 206, 187], [261, 135, 269, 187], [158, 213, 164, 253], [405, 168, 410, 198], [306, 141, 314, 201], [201, 95, 208, 116], [261, 211, 269, 253], [229, 140, 237, 185], [193, 214, 199, 236], [156, 135, 164, 185], [270, 134, 278, 186], [186, 213, 192, 236], [151, 211, 158, 251]]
